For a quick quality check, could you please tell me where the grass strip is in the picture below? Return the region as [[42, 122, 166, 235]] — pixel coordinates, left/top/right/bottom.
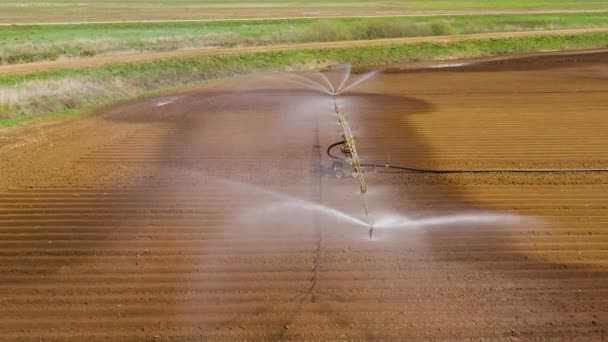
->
[[2, 12, 608, 64]]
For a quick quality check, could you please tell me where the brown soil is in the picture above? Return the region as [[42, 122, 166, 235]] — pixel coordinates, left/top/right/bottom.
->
[[2, 27, 608, 75], [1, 51, 607, 340]]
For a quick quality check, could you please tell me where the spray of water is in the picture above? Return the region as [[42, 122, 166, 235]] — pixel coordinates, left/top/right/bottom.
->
[[280, 64, 379, 96], [316, 72, 336, 95], [268, 66, 532, 238], [215, 177, 370, 228], [336, 64, 352, 95], [256, 200, 370, 228], [335, 70, 381, 95], [216, 177, 531, 235], [283, 73, 334, 95], [372, 212, 529, 230], [186, 172, 533, 240]]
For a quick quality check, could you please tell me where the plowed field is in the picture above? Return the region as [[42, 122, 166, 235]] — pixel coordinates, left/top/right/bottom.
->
[[1, 51, 607, 341]]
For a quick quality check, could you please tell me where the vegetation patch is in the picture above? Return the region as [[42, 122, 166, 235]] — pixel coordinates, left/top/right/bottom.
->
[[1, 12, 608, 64]]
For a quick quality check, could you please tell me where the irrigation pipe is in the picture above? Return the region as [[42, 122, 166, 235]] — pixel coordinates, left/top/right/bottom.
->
[[327, 141, 608, 174]]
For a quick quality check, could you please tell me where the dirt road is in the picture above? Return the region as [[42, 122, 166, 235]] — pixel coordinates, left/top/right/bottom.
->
[[2, 9, 606, 26], [0, 51, 607, 340], [2, 5, 608, 25], [2, 27, 608, 76]]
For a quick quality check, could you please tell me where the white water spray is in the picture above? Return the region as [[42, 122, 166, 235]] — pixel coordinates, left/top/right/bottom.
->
[[336, 64, 352, 95], [372, 212, 529, 230], [255, 200, 370, 228], [283, 73, 334, 95], [215, 177, 369, 228], [282, 64, 380, 96], [316, 72, 336, 95], [194, 175, 531, 240], [335, 70, 380, 95]]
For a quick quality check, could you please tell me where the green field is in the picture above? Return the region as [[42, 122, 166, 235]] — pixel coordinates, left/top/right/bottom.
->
[[2, 31, 608, 125], [1, 0, 608, 23], [1, 12, 608, 64]]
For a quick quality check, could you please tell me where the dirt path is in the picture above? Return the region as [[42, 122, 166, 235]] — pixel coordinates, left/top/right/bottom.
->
[[1, 51, 607, 340], [2, 27, 608, 76], [2, 9, 606, 26]]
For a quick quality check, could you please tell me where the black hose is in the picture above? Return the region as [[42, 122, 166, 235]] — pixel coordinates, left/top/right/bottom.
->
[[363, 164, 608, 174], [327, 141, 608, 174], [327, 140, 346, 160]]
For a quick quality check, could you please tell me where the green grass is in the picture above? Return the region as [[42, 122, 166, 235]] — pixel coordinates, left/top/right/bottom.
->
[[0, 78, 221, 127], [0, 107, 84, 127], [2, 31, 608, 126], [1, 0, 607, 24], [1, 12, 608, 64]]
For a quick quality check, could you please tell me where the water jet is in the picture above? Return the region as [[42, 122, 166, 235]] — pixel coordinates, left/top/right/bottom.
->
[[284, 64, 381, 236]]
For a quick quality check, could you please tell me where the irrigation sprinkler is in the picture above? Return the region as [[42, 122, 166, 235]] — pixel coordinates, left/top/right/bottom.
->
[[334, 100, 369, 217], [288, 66, 608, 241], [285, 66, 379, 236]]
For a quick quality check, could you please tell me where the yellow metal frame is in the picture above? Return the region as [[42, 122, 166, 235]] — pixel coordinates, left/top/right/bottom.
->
[[335, 104, 369, 216]]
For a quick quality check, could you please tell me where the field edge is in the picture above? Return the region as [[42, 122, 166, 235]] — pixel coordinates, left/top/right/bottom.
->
[[2, 31, 608, 127]]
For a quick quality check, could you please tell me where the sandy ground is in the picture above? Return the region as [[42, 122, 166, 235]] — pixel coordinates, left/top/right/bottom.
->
[[0, 51, 607, 340], [2, 27, 608, 75]]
